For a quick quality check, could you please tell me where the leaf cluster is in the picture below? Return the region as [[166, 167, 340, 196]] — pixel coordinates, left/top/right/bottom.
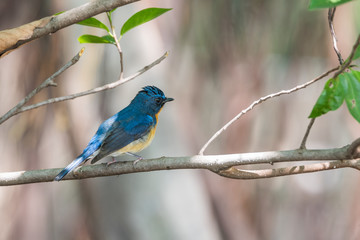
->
[[76, 7, 171, 44], [308, 0, 360, 123]]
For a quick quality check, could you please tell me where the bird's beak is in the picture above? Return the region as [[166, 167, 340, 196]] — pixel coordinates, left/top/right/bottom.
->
[[164, 97, 174, 103]]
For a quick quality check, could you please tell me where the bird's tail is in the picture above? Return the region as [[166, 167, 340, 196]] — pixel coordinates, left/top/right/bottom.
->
[[54, 157, 86, 181]]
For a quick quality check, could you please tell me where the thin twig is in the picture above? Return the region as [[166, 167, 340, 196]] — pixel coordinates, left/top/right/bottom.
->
[[299, 8, 342, 148], [0, 48, 85, 125], [299, 118, 315, 149], [198, 66, 340, 155], [298, 14, 360, 149], [17, 51, 169, 113], [107, 11, 124, 80], [328, 8, 344, 65], [333, 34, 360, 79]]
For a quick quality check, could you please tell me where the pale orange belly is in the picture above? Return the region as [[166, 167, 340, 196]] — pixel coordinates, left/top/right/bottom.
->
[[110, 125, 157, 156]]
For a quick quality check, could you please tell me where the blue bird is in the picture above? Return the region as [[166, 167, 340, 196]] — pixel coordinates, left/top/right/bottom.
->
[[54, 86, 174, 181]]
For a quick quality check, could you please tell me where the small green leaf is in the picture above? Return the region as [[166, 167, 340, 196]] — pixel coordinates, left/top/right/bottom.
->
[[309, 0, 354, 9], [77, 18, 110, 33], [341, 70, 360, 122], [78, 34, 115, 44], [120, 8, 172, 36], [309, 77, 345, 118]]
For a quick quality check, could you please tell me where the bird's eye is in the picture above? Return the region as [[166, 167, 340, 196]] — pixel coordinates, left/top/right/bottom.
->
[[155, 98, 161, 104]]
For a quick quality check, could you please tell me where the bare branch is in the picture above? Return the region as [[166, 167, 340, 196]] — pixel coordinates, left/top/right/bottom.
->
[[198, 66, 340, 155], [299, 118, 315, 149], [0, 48, 85, 124], [0, 139, 359, 186], [328, 8, 344, 65], [333, 34, 360, 79], [0, 0, 139, 57], [217, 159, 360, 179], [12, 51, 169, 115]]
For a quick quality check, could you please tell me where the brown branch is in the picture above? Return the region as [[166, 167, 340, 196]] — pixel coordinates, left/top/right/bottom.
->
[[198, 66, 340, 155], [0, 0, 140, 57], [0, 48, 85, 124], [1, 138, 359, 186]]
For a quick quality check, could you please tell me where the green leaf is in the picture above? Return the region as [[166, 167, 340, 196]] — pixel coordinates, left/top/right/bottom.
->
[[77, 18, 110, 33], [120, 8, 172, 36], [309, 0, 354, 9], [340, 70, 360, 122], [353, 44, 360, 61], [78, 34, 115, 44], [309, 77, 345, 118]]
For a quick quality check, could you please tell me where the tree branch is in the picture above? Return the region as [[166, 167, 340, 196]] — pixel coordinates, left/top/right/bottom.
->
[[299, 8, 346, 149], [15, 51, 168, 114], [0, 48, 85, 124], [328, 8, 344, 65], [1, 138, 359, 186], [0, 0, 139, 57], [299, 118, 315, 149], [198, 66, 340, 155], [217, 159, 360, 179]]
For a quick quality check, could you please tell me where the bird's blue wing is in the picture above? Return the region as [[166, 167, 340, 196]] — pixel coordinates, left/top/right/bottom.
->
[[90, 113, 154, 163], [77, 114, 118, 160], [54, 114, 121, 181]]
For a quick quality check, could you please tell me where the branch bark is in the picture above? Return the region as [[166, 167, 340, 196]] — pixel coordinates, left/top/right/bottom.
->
[[0, 0, 139, 57], [1, 138, 360, 186]]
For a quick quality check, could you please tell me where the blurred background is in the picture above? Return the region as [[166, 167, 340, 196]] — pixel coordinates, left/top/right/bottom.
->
[[1, 0, 360, 239]]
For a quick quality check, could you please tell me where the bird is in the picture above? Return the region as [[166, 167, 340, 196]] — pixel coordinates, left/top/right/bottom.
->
[[54, 86, 174, 181]]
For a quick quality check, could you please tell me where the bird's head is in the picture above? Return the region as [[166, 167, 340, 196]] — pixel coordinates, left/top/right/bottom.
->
[[131, 86, 174, 115]]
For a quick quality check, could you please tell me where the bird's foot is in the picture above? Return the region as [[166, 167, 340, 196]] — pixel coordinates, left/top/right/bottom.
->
[[106, 157, 117, 167], [126, 152, 143, 166], [133, 156, 144, 165]]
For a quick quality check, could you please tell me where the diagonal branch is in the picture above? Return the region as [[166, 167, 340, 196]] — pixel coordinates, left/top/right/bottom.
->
[[198, 66, 340, 155], [16, 51, 168, 114], [0, 48, 85, 125], [328, 7, 344, 65], [0, 0, 140, 57], [0, 138, 359, 186], [299, 118, 315, 149]]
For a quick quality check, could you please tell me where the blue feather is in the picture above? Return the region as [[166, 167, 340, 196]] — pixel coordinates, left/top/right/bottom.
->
[[54, 157, 86, 181]]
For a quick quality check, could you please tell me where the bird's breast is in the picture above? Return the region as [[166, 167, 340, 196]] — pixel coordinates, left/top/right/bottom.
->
[[111, 124, 157, 156]]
